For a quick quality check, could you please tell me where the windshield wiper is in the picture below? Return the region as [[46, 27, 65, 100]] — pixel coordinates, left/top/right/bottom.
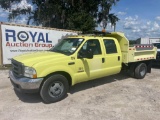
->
[[50, 49, 70, 55]]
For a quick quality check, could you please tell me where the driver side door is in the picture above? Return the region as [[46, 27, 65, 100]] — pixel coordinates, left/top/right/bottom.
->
[[74, 39, 104, 84]]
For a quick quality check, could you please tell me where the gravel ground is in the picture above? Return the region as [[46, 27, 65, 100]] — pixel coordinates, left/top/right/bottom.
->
[[0, 68, 160, 120]]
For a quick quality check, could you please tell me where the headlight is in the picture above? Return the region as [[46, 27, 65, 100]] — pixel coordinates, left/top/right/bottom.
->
[[24, 67, 37, 78]]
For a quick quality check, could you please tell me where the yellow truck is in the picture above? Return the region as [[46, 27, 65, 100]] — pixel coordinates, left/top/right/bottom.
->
[[9, 32, 157, 103]]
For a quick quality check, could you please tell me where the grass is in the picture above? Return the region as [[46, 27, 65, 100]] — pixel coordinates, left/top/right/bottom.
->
[[0, 64, 11, 70]]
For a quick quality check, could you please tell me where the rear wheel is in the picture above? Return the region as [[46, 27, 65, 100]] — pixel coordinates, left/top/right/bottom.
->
[[40, 74, 69, 103], [128, 64, 136, 78], [135, 63, 147, 79]]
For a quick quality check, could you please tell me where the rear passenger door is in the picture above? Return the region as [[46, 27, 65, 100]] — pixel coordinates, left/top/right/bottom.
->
[[102, 39, 122, 76]]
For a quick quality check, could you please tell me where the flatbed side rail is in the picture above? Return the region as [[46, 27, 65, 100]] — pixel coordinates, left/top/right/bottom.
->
[[127, 44, 157, 63]]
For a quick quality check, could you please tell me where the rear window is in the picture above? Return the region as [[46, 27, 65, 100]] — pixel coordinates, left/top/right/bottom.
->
[[103, 39, 117, 54]]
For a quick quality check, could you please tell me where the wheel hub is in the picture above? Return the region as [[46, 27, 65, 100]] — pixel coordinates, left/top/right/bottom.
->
[[48, 82, 64, 98], [140, 67, 146, 76]]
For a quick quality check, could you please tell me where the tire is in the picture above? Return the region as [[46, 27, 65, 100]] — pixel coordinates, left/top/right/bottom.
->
[[40, 74, 69, 103], [135, 63, 147, 79]]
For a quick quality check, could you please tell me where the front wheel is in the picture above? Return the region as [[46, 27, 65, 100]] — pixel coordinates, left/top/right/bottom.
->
[[135, 63, 147, 79], [40, 74, 69, 103]]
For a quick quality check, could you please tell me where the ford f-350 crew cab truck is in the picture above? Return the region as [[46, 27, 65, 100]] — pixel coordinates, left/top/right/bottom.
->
[[9, 32, 157, 103]]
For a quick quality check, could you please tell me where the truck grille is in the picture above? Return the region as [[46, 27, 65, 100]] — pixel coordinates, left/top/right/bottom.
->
[[11, 59, 24, 77]]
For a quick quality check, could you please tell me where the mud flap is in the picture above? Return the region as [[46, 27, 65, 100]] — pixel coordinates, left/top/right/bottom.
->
[[147, 60, 152, 73]]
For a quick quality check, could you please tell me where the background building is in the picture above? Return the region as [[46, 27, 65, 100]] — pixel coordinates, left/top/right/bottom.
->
[[136, 37, 160, 44]]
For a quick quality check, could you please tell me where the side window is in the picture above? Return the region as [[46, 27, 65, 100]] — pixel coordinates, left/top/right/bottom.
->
[[103, 39, 117, 54], [80, 39, 102, 55]]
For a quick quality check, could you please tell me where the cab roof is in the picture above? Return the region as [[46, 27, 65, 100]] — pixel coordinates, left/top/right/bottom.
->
[[69, 32, 125, 38]]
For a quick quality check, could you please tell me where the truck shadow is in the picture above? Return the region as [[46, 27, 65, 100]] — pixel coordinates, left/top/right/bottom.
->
[[14, 71, 129, 103], [14, 89, 68, 104], [152, 65, 160, 69], [69, 71, 129, 94], [14, 89, 42, 103]]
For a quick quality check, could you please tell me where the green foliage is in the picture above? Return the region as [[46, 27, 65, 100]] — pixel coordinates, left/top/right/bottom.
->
[[0, 0, 32, 24], [0, 0, 21, 9], [129, 40, 136, 45], [0, 0, 120, 32], [68, 11, 96, 32], [97, 0, 120, 30], [108, 13, 119, 31]]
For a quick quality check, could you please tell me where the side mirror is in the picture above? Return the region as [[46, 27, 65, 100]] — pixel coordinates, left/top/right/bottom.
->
[[86, 49, 93, 59], [78, 49, 93, 59]]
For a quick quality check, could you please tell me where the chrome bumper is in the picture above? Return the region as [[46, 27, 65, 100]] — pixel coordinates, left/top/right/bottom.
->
[[9, 70, 43, 93]]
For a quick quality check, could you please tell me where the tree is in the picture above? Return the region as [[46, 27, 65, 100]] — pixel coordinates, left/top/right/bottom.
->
[[0, 0, 32, 22], [97, 0, 120, 31], [0, 0, 120, 32], [31, 0, 99, 32], [108, 13, 119, 31]]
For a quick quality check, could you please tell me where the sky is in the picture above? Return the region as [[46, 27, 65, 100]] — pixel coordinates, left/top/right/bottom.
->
[[108, 0, 160, 40], [0, 0, 160, 40]]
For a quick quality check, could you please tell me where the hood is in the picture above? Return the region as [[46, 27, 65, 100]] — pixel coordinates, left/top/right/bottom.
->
[[13, 51, 67, 67]]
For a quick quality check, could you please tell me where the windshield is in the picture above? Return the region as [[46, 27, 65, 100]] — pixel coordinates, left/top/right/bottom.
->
[[153, 43, 160, 49], [50, 38, 84, 55]]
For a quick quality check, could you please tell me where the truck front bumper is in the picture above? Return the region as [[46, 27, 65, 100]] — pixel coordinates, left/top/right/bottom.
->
[[9, 70, 43, 93]]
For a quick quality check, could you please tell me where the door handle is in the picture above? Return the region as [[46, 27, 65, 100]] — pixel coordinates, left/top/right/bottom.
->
[[118, 56, 120, 61], [68, 62, 75, 65], [102, 58, 105, 63]]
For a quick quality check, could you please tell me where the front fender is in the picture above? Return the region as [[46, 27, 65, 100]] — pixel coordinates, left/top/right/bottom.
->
[[36, 65, 74, 79]]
